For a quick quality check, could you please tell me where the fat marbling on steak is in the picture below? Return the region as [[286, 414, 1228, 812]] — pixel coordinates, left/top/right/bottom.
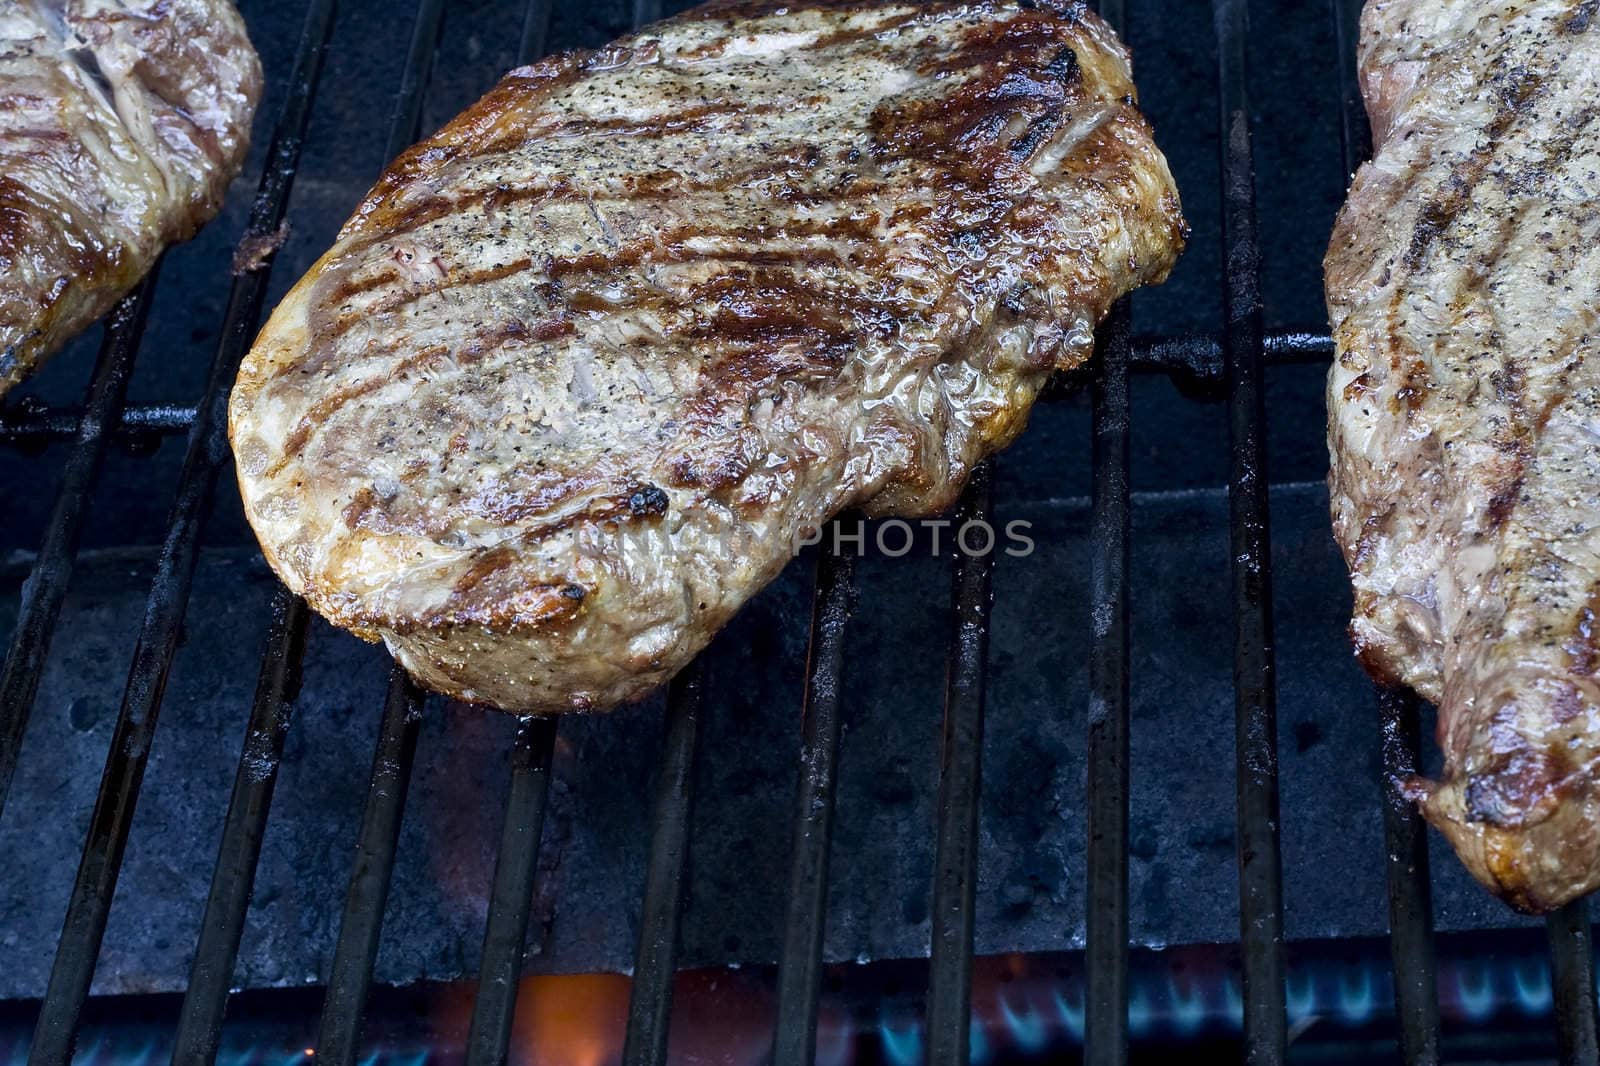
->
[[1327, 0, 1600, 911], [0, 0, 262, 394], [230, 0, 1186, 714]]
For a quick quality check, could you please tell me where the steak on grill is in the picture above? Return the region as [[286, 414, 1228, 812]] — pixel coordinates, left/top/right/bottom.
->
[[1327, 0, 1600, 911], [0, 0, 262, 395], [230, 0, 1186, 714]]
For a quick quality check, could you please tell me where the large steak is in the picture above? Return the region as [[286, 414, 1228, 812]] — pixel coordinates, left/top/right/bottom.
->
[[1327, 0, 1600, 911], [231, 0, 1186, 714]]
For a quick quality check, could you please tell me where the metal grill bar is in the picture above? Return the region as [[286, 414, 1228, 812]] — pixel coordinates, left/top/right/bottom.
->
[[464, 716, 559, 1066], [22, 0, 337, 1057], [770, 533, 856, 1066], [1083, 296, 1133, 1066], [621, 664, 705, 1066], [1376, 688, 1439, 1066], [1549, 899, 1600, 1065], [0, 403, 193, 449], [1331, 0, 1371, 183], [1214, 1, 1287, 1062], [1080, 18, 1132, 1058], [0, 272, 157, 820], [926, 460, 995, 1066], [315, 668, 426, 1066], [171, 591, 310, 1066]]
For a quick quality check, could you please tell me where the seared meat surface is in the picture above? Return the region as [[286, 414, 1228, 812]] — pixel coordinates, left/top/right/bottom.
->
[[231, 0, 1186, 714], [1327, 0, 1600, 911], [0, 0, 262, 395]]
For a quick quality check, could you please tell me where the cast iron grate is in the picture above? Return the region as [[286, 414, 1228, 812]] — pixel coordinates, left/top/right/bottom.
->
[[1, 0, 1597, 1064]]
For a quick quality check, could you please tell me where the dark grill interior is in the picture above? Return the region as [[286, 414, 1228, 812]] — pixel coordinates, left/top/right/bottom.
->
[[2, 0, 1598, 1064]]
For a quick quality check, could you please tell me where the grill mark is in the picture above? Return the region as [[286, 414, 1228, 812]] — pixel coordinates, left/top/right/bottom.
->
[[323, 268, 404, 307], [686, 268, 877, 355], [1485, 356, 1530, 530], [482, 100, 785, 153], [1394, 22, 1600, 281], [4, 128, 72, 144], [422, 580, 586, 634], [872, 20, 1089, 183], [272, 344, 451, 470], [547, 216, 885, 282], [324, 210, 890, 354], [319, 257, 535, 345], [370, 146, 851, 248], [1400, 70, 1542, 274], [341, 58, 588, 241], [459, 317, 574, 363], [1383, 31, 1599, 477]]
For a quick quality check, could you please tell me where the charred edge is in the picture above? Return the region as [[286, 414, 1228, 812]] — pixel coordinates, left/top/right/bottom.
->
[[276, 344, 451, 466]]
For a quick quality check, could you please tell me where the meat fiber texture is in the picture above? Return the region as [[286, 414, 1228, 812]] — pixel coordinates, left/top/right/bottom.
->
[[1327, 0, 1600, 911], [231, 0, 1186, 715], [0, 0, 262, 394]]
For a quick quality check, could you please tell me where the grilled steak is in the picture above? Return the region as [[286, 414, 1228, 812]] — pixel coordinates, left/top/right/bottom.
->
[[231, 0, 1186, 714], [1327, 0, 1600, 911], [0, 0, 261, 395]]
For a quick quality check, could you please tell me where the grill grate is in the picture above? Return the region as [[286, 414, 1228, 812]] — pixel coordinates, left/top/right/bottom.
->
[[2, 0, 1599, 1064]]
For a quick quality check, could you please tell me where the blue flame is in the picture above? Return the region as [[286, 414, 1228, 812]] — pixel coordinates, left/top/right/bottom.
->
[[1337, 968, 1374, 1024], [1513, 960, 1552, 1015], [1456, 963, 1496, 1021], [227, 1042, 259, 1066], [1167, 977, 1208, 1034], [1128, 986, 1153, 1036], [1051, 987, 1085, 1041], [879, 1016, 923, 1066], [1221, 976, 1244, 1026], [969, 1017, 989, 1065], [360, 1052, 382, 1066], [1285, 972, 1315, 1024], [998, 992, 1049, 1052]]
